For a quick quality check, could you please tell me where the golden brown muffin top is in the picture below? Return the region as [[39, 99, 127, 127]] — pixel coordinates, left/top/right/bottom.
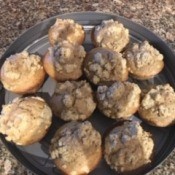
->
[[97, 81, 141, 118], [93, 19, 129, 52], [49, 19, 85, 45], [51, 80, 96, 121], [126, 41, 163, 69], [105, 121, 154, 172], [84, 48, 128, 85], [50, 121, 101, 174], [1, 51, 43, 89], [0, 97, 52, 145], [140, 84, 175, 117], [49, 41, 86, 74]]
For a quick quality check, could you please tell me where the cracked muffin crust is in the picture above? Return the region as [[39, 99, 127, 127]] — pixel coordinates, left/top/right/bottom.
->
[[48, 18, 85, 46], [50, 121, 102, 175], [104, 121, 154, 173], [50, 80, 96, 121], [96, 81, 141, 120], [92, 19, 129, 52], [0, 96, 52, 145], [125, 41, 164, 80], [139, 84, 175, 127], [43, 41, 86, 81], [84, 47, 128, 85], [0, 51, 45, 94]]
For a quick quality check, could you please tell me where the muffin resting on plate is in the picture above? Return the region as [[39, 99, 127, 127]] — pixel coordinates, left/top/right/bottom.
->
[[50, 121, 102, 175], [84, 47, 128, 85], [139, 84, 175, 127], [92, 19, 129, 52], [43, 41, 86, 81], [48, 18, 85, 46], [96, 81, 141, 120], [104, 121, 154, 173], [50, 81, 96, 121], [125, 41, 164, 80], [0, 96, 52, 145], [0, 51, 45, 94]]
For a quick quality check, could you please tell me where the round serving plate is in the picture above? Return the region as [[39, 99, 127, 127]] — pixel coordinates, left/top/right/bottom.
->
[[0, 12, 175, 175]]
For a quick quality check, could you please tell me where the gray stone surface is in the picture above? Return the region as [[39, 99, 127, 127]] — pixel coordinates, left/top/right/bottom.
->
[[0, 0, 175, 174]]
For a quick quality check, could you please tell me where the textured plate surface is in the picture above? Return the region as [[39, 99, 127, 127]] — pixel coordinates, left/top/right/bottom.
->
[[0, 12, 175, 175]]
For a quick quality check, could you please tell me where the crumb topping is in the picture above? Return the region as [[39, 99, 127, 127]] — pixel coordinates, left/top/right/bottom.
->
[[105, 121, 154, 172], [49, 41, 86, 74], [50, 121, 101, 171], [0, 97, 52, 145], [0, 51, 44, 91], [52, 81, 96, 121], [2, 51, 42, 80], [97, 82, 141, 119], [107, 121, 142, 148], [141, 84, 175, 117], [49, 19, 84, 45], [94, 19, 129, 52], [126, 41, 163, 69], [84, 48, 128, 84]]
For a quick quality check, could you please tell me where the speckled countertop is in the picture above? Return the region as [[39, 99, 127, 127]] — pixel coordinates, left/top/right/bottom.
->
[[0, 0, 175, 175]]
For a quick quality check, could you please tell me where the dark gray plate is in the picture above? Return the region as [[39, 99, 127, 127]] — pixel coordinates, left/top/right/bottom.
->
[[0, 12, 175, 175]]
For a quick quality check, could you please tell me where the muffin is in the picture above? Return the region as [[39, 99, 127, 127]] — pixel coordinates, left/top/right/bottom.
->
[[84, 47, 128, 85], [104, 121, 154, 173], [139, 84, 175, 127], [0, 96, 52, 145], [50, 80, 96, 121], [125, 41, 164, 80], [50, 121, 102, 175], [92, 19, 129, 52], [43, 41, 86, 81], [96, 81, 141, 120], [0, 51, 45, 94], [48, 18, 85, 46]]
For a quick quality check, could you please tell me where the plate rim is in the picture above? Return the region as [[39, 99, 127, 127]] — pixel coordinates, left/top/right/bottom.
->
[[0, 11, 175, 175]]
